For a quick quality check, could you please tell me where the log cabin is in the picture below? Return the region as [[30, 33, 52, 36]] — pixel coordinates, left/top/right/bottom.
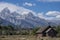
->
[[36, 26, 57, 37]]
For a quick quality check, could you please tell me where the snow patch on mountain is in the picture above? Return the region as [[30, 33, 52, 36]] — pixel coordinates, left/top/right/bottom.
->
[[0, 2, 59, 28], [0, 2, 36, 15], [0, 6, 48, 28]]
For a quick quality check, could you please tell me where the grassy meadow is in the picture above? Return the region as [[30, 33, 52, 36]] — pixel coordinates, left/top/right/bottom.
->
[[0, 35, 60, 40], [0, 26, 60, 40]]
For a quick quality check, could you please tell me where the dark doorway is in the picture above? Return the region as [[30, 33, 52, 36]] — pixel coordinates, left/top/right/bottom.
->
[[42, 33, 46, 37]]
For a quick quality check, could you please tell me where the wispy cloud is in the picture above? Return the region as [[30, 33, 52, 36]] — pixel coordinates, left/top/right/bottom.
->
[[0, 2, 60, 21], [37, 13, 45, 19], [0, 2, 35, 15], [37, 0, 60, 2], [38, 11, 60, 20], [46, 11, 60, 16], [56, 15, 60, 18], [23, 2, 36, 7]]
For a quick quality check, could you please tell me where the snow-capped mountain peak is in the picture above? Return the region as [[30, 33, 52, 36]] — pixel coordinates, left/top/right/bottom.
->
[[0, 2, 35, 15], [0, 6, 48, 28], [0, 2, 59, 28], [1, 7, 10, 13]]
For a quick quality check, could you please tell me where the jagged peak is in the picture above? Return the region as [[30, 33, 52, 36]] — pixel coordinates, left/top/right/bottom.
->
[[1, 7, 10, 13]]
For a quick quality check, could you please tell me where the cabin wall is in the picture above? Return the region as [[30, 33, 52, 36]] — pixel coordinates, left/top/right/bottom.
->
[[47, 29, 57, 37]]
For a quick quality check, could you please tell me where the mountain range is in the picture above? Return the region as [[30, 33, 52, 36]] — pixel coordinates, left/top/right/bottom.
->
[[0, 3, 60, 29], [0, 7, 49, 28]]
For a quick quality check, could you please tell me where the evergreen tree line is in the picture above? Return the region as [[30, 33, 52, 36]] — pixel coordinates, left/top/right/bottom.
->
[[0, 25, 60, 36]]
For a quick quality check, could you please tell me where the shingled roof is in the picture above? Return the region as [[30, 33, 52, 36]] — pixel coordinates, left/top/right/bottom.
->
[[36, 26, 52, 34]]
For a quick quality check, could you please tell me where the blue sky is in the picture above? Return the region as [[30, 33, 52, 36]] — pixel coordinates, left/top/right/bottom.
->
[[0, 0, 60, 13], [0, 0, 60, 20]]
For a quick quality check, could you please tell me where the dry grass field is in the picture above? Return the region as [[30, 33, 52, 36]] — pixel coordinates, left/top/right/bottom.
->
[[0, 35, 60, 40]]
